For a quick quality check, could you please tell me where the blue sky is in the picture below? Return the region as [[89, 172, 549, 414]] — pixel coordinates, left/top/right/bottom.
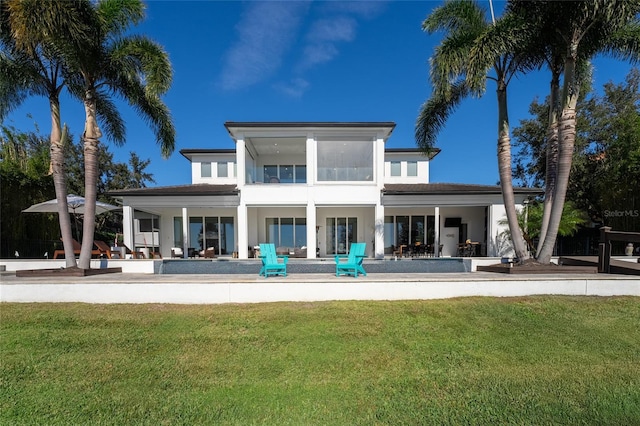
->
[[3, 0, 634, 188]]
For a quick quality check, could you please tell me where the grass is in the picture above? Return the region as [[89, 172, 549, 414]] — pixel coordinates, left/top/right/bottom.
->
[[1, 297, 639, 425]]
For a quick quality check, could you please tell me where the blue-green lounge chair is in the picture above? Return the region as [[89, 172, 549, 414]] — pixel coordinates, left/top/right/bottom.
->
[[258, 243, 288, 277], [334, 242, 367, 277]]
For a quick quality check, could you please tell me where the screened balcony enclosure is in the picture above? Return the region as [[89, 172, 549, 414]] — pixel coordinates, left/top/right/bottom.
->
[[243, 136, 375, 184], [244, 137, 307, 184], [317, 139, 373, 182]]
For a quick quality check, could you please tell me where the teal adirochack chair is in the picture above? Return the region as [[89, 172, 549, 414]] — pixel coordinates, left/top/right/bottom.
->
[[334, 242, 367, 277], [258, 243, 288, 277]]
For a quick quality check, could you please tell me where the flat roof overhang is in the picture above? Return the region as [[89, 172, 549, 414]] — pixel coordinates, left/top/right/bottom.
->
[[108, 184, 240, 209], [109, 184, 238, 197], [382, 183, 542, 207], [224, 121, 396, 139]]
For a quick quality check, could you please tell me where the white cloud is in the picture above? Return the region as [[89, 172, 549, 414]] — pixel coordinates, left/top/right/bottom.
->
[[308, 17, 357, 43], [274, 78, 310, 98], [323, 1, 387, 19], [301, 43, 339, 69], [219, 1, 310, 91], [296, 2, 386, 73], [219, 1, 387, 98]]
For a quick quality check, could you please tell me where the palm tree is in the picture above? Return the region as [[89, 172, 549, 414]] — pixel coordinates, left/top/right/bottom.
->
[[1, 0, 93, 267], [498, 201, 588, 256], [416, 0, 531, 262], [65, 0, 175, 268], [510, 0, 640, 263]]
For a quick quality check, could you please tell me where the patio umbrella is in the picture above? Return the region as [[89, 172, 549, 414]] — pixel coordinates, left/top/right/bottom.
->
[[22, 194, 120, 239], [23, 194, 120, 215]]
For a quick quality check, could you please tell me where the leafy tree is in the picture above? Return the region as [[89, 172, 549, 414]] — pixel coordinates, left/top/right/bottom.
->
[[107, 152, 155, 190], [0, 126, 57, 254], [508, 0, 640, 263], [416, 0, 530, 261], [499, 201, 588, 256], [1, 123, 157, 255], [1, 0, 94, 267], [512, 68, 640, 234], [63, 136, 156, 241], [575, 68, 640, 231], [511, 99, 549, 188], [66, 0, 175, 268]]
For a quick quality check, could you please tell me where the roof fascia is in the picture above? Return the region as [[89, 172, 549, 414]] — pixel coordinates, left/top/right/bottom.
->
[[224, 122, 396, 140]]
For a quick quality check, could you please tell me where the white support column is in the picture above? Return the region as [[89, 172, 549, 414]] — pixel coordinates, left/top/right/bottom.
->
[[375, 203, 384, 259], [122, 206, 134, 251], [434, 206, 440, 257], [306, 132, 315, 186], [487, 204, 496, 257], [306, 201, 316, 259], [236, 135, 246, 187], [182, 207, 188, 258], [238, 203, 248, 259], [375, 133, 385, 191]]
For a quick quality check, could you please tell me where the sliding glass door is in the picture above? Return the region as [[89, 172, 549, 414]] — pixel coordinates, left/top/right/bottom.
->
[[326, 217, 357, 255], [265, 217, 307, 249], [183, 216, 235, 256]]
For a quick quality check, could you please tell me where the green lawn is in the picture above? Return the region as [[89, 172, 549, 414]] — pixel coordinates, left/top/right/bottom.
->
[[1, 297, 639, 425]]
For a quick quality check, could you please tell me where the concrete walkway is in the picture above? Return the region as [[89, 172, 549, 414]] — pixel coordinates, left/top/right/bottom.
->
[[1, 271, 638, 304]]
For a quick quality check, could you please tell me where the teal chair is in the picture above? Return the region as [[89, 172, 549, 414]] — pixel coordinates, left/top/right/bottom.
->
[[258, 243, 288, 277], [334, 242, 367, 277]]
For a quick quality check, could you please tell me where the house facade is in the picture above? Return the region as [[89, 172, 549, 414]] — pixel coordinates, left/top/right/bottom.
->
[[110, 122, 539, 259]]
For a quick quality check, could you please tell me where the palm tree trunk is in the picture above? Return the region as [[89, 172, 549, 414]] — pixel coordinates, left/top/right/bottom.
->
[[538, 52, 579, 264], [537, 126, 557, 255], [497, 81, 529, 262], [49, 97, 77, 268], [537, 72, 561, 256], [78, 91, 101, 269]]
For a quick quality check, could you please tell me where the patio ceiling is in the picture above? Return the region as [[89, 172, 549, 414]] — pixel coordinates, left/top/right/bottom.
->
[[246, 137, 306, 156]]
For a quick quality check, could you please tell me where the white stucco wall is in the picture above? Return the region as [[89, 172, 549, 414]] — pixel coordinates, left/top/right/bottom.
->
[[191, 153, 236, 184], [488, 204, 516, 258], [383, 153, 430, 184]]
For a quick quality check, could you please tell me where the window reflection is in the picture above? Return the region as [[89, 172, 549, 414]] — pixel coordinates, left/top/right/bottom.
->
[[317, 140, 373, 181]]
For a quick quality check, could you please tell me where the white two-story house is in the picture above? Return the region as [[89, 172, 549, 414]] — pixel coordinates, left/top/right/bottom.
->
[[110, 122, 539, 259]]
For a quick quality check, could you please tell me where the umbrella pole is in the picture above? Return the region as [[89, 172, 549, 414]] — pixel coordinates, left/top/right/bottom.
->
[[72, 210, 81, 241]]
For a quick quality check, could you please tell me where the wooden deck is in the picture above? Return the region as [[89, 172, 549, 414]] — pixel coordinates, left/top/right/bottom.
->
[[560, 256, 640, 276]]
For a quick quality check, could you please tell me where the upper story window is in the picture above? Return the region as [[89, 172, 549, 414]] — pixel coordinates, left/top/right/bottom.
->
[[201, 162, 212, 178], [263, 165, 306, 183], [390, 161, 401, 176], [217, 162, 228, 178], [317, 140, 373, 182], [295, 165, 306, 183], [407, 161, 418, 177]]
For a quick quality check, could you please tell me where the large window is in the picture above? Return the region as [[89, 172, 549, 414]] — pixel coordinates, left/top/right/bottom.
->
[[266, 217, 307, 248], [384, 216, 395, 254], [317, 140, 373, 181], [407, 161, 418, 176], [201, 162, 211, 178], [220, 217, 235, 255], [295, 165, 306, 183], [173, 217, 183, 248], [204, 217, 218, 250], [396, 216, 409, 247], [217, 162, 228, 178], [263, 165, 306, 183], [411, 215, 425, 244], [189, 217, 204, 252], [390, 161, 401, 176]]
